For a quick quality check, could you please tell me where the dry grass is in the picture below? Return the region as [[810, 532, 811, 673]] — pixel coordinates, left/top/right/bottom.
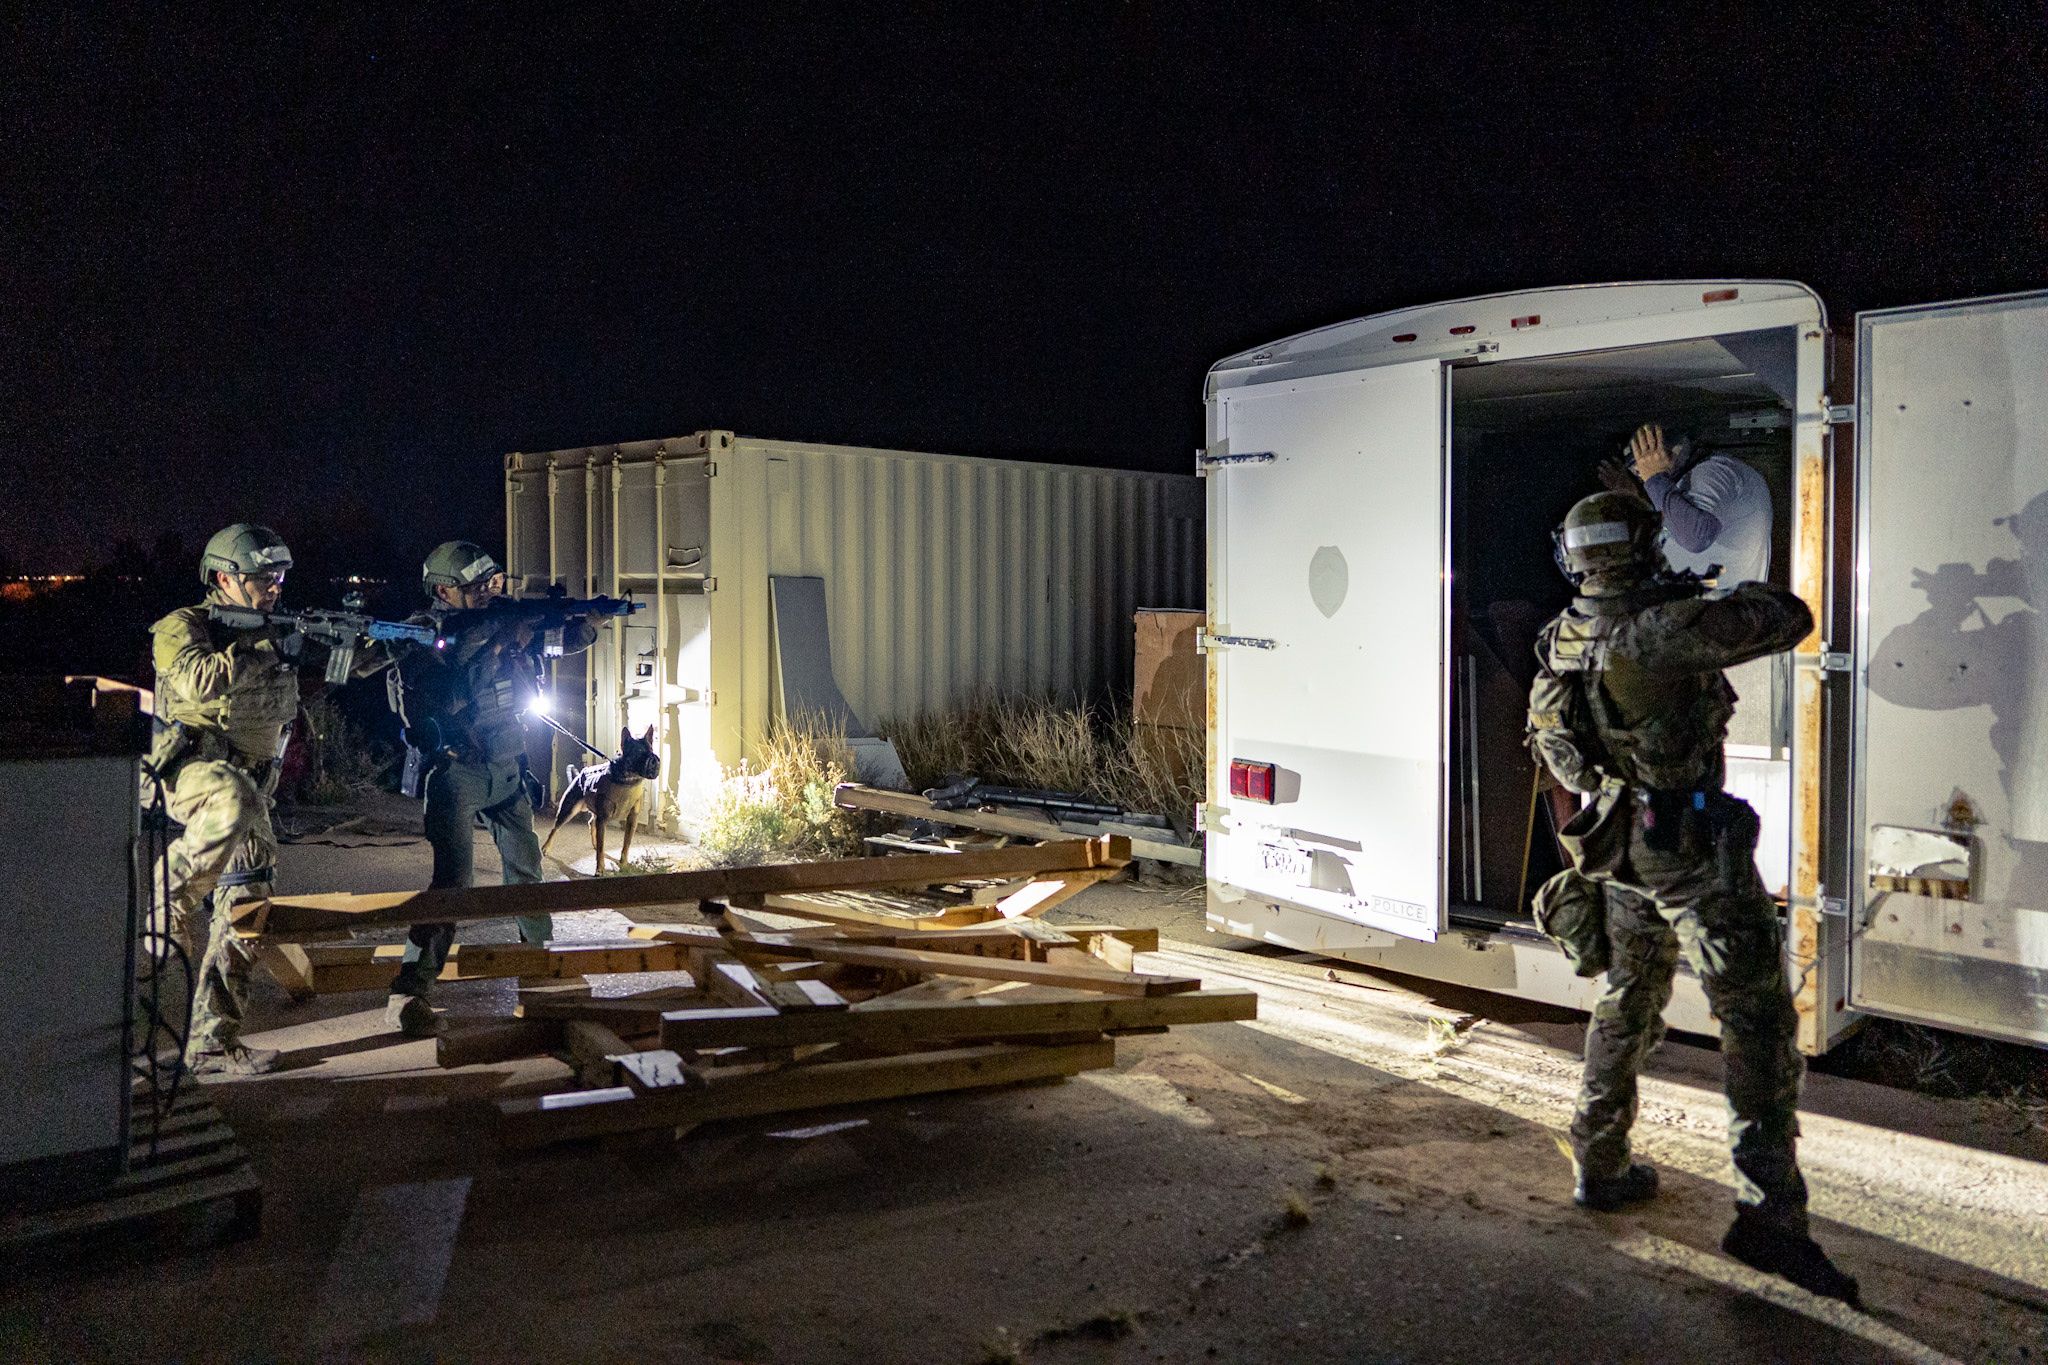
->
[[292, 695, 388, 806], [1820, 1019, 2048, 1135], [688, 710, 865, 867], [1278, 1187, 1314, 1229], [879, 690, 1204, 830]]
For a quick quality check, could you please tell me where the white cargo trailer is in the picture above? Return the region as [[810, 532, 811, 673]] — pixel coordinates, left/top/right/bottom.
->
[[1202, 281, 2048, 1055], [505, 430, 1201, 821]]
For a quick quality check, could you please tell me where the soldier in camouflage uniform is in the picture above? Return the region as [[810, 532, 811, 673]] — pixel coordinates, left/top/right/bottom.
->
[[1526, 490, 1860, 1305], [148, 523, 300, 1077], [376, 542, 598, 1038]]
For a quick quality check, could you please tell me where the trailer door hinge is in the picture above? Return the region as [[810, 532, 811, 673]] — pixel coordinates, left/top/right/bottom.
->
[[1196, 450, 1276, 477], [1821, 895, 1847, 918], [1825, 403, 1855, 425], [1196, 629, 1277, 653], [1819, 650, 1852, 674], [704, 461, 718, 477]]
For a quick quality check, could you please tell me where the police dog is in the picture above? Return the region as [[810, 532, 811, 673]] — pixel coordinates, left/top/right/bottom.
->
[[542, 726, 660, 872]]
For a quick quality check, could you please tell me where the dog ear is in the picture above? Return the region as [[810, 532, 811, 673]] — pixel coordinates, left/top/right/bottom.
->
[[641, 725, 655, 743], [621, 726, 633, 749]]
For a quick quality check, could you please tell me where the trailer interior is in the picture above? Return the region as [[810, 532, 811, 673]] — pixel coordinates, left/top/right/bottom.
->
[[1445, 325, 1801, 929]]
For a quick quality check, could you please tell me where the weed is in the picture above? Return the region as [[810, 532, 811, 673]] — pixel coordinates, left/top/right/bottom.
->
[[1040, 1309, 1139, 1344], [601, 855, 678, 878], [1425, 1014, 1478, 1057], [1279, 1187, 1313, 1229], [879, 690, 1203, 830], [1314, 1163, 1338, 1191], [976, 1327, 1026, 1365], [686, 710, 864, 866], [292, 695, 389, 805]]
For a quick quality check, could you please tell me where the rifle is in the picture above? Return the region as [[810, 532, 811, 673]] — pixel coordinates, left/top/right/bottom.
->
[[434, 590, 642, 658], [209, 602, 439, 683]]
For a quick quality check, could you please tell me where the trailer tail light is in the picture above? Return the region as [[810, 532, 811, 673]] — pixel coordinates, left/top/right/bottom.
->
[[1230, 759, 1277, 803], [1391, 333, 1417, 343], [1702, 288, 1739, 304], [1510, 314, 1541, 329], [1448, 324, 1476, 335]]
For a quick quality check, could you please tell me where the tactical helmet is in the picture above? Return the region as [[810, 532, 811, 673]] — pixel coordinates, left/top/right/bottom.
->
[[199, 523, 293, 585], [422, 540, 502, 593], [1553, 491, 1660, 584]]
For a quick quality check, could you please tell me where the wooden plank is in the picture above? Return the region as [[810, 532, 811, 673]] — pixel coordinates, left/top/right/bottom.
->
[[436, 1019, 564, 1068], [498, 1040, 1116, 1149], [758, 893, 995, 931], [707, 960, 776, 1009], [289, 940, 700, 995], [238, 838, 1130, 939], [255, 943, 317, 1000], [660, 987, 1257, 1051], [613, 1050, 704, 1094], [563, 1020, 635, 1089], [994, 869, 1119, 919], [725, 932, 1200, 998], [836, 784, 1198, 866], [515, 991, 704, 1028]]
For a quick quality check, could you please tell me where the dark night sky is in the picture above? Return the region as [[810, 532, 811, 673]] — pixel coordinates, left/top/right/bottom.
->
[[4, 4, 2045, 575]]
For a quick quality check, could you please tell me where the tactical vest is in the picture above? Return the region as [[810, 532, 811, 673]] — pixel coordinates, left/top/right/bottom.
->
[[1539, 591, 1733, 793], [151, 602, 301, 771], [403, 609, 534, 765]]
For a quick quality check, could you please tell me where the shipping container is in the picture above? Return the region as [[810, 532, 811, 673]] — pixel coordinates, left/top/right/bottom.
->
[[1202, 281, 2048, 1055], [506, 430, 1202, 819]]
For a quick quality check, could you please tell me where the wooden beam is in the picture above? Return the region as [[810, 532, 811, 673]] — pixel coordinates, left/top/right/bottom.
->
[[613, 1049, 704, 1094], [285, 940, 701, 995], [238, 838, 1131, 940], [255, 943, 317, 1001], [436, 1019, 564, 1068], [563, 1020, 635, 1089], [498, 1040, 1117, 1148], [516, 989, 706, 1029], [836, 784, 1198, 866], [757, 894, 995, 931], [660, 987, 1257, 1052], [994, 868, 1120, 919], [722, 932, 1199, 997]]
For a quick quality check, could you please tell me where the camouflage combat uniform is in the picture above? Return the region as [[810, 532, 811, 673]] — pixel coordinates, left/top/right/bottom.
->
[[1527, 579, 1815, 1233], [150, 590, 299, 1058], [386, 607, 596, 1003]]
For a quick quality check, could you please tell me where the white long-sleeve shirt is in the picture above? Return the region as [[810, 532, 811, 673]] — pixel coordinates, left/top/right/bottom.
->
[[1645, 452, 1772, 586]]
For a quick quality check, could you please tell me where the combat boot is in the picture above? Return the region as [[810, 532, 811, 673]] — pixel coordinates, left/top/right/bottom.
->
[[186, 1042, 282, 1078], [1722, 1214, 1861, 1307], [385, 993, 445, 1039], [1574, 1162, 1659, 1211]]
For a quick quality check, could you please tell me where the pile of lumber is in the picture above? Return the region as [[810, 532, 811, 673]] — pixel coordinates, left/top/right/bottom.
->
[[233, 837, 1256, 1149], [484, 914, 1256, 1149]]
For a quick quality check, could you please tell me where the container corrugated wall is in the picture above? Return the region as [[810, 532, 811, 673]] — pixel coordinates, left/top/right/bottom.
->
[[507, 431, 1201, 818]]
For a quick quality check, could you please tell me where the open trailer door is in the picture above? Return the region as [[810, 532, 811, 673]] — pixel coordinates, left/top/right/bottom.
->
[[1211, 358, 1449, 941], [1852, 290, 2048, 1047]]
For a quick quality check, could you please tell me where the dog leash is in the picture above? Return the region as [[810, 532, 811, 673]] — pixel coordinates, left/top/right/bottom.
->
[[529, 709, 608, 759]]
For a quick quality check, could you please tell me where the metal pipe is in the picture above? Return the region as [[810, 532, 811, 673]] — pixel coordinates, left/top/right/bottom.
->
[[546, 456, 560, 798], [653, 450, 669, 831], [1465, 653, 1484, 904], [610, 450, 625, 744], [583, 454, 597, 751]]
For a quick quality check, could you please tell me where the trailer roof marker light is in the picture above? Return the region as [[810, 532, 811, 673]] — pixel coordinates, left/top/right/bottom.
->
[[1510, 314, 1541, 329], [1229, 759, 1277, 804], [1448, 324, 1476, 335], [1391, 333, 1417, 343], [1702, 288, 1740, 304]]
